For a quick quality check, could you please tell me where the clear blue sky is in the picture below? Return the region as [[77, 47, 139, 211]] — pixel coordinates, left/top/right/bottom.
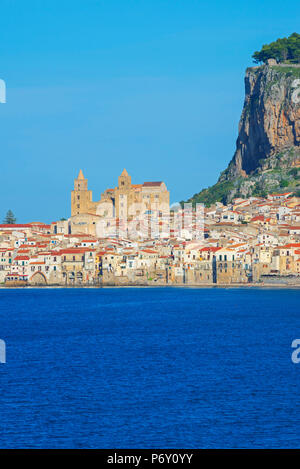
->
[[1, 0, 299, 222]]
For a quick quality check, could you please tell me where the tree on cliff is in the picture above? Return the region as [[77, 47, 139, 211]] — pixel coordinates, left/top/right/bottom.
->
[[253, 33, 300, 64], [3, 210, 16, 224]]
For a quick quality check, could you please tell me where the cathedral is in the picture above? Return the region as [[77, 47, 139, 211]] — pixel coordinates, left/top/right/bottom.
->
[[70, 169, 170, 236]]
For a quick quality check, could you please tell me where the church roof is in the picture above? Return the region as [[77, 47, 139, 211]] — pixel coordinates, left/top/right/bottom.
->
[[143, 181, 163, 187], [77, 169, 85, 180], [120, 168, 129, 177]]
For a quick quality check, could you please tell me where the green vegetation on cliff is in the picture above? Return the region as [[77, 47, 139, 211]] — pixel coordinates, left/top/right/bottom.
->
[[184, 181, 235, 207], [186, 155, 300, 207], [270, 65, 300, 77], [253, 32, 300, 64]]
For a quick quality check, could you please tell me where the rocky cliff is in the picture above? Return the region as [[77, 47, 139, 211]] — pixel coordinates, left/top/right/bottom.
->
[[187, 63, 300, 206], [222, 63, 300, 179]]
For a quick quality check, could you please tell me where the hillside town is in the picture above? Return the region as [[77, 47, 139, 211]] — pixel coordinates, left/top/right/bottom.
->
[[2, 176, 300, 286]]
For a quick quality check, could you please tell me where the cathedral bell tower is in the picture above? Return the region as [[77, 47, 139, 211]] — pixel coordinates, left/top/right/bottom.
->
[[118, 168, 131, 191], [71, 169, 93, 217], [115, 169, 132, 220]]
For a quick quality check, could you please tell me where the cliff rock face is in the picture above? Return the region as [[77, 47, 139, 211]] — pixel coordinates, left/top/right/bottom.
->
[[220, 64, 300, 181], [186, 64, 300, 206]]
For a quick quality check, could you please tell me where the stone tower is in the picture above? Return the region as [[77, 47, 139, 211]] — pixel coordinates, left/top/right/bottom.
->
[[71, 169, 93, 216], [118, 168, 131, 190]]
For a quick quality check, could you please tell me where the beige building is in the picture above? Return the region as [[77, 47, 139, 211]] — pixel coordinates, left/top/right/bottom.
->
[[71, 169, 170, 237], [71, 169, 169, 218]]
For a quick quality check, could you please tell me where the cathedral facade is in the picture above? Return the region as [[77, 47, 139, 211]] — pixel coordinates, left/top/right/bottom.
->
[[70, 169, 170, 236]]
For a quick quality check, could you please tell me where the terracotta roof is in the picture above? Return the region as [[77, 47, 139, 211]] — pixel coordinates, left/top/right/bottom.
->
[[143, 182, 163, 187], [60, 248, 93, 254], [199, 247, 221, 252]]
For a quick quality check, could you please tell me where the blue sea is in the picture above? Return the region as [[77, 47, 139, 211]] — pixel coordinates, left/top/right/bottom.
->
[[0, 287, 300, 448]]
